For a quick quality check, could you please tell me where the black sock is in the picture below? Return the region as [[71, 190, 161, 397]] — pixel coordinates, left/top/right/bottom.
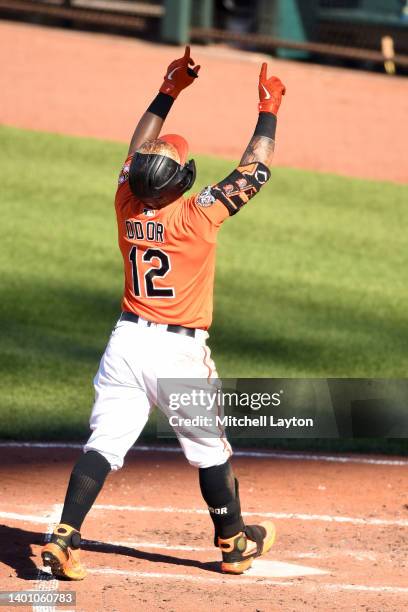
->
[[60, 451, 111, 531], [199, 460, 245, 542]]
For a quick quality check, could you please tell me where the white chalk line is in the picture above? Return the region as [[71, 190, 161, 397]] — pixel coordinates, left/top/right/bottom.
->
[[0, 511, 51, 525], [1, 441, 407, 466], [0, 510, 210, 550], [2, 505, 407, 529], [32, 504, 61, 612], [0, 508, 380, 559], [0, 510, 392, 562], [93, 504, 408, 528], [0, 507, 391, 562], [87, 567, 408, 594], [294, 550, 377, 562]]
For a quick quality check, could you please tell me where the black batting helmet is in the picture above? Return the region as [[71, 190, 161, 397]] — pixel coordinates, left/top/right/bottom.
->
[[129, 135, 196, 208]]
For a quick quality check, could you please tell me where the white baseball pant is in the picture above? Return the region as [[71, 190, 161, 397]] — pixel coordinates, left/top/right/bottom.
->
[[84, 316, 232, 470]]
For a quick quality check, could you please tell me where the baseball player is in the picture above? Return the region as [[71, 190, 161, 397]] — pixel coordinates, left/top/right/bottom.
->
[[41, 46, 285, 578]]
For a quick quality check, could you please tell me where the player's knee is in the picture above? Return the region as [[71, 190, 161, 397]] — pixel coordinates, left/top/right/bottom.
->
[[185, 445, 232, 469], [83, 445, 123, 471]]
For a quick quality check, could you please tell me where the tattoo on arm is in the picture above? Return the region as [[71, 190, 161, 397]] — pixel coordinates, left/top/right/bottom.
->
[[240, 135, 275, 167]]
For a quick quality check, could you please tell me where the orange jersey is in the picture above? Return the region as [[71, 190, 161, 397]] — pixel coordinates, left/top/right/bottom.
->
[[116, 155, 228, 329], [115, 155, 270, 329]]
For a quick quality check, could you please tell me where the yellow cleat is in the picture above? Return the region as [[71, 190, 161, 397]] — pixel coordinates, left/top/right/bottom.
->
[[219, 521, 276, 575], [41, 523, 86, 581]]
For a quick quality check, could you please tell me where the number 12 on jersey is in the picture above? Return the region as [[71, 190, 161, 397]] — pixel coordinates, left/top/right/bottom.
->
[[129, 246, 175, 298]]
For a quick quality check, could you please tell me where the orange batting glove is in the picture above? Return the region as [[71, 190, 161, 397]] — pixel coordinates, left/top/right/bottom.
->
[[159, 45, 201, 99], [258, 63, 286, 115]]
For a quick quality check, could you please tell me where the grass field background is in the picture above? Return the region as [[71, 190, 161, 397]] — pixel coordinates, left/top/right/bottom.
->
[[1, 126, 407, 453]]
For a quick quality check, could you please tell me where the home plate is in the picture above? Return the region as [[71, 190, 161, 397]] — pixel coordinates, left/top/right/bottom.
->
[[246, 559, 327, 578]]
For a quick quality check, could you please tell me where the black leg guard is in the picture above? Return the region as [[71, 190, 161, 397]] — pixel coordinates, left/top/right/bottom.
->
[[60, 450, 111, 531], [199, 460, 245, 544]]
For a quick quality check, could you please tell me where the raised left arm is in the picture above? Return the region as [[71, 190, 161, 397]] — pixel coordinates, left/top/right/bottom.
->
[[128, 45, 200, 155], [239, 63, 286, 167], [127, 110, 166, 157]]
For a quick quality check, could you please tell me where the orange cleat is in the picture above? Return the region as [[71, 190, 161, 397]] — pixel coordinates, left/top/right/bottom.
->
[[41, 523, 86, 580], [218, 521, 276, 574]]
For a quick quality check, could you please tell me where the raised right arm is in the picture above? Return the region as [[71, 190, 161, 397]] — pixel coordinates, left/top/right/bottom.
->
[[239, 63, 286, 168], [204, 64, 286, 217]]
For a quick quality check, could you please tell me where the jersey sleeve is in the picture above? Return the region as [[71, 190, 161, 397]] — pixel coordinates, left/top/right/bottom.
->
[[115, 154, 134, 211], [117, 154, 133, 190], [189, 161, 271, 229]]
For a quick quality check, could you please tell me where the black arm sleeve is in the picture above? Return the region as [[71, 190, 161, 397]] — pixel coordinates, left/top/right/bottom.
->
[[210, 162, 271, 216], [254, 112, 277, 139]]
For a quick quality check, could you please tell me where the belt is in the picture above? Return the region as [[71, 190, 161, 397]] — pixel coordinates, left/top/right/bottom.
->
[[120, 311, 197, 338]]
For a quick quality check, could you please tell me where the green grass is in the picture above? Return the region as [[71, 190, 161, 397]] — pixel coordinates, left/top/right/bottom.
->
[[1, 126, 407, 453]]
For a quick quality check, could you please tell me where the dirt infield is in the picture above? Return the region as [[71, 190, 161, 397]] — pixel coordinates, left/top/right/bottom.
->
[[1, 19, 408, 612], [1, 444, 407, 611], [0, 20, 407, 183]]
